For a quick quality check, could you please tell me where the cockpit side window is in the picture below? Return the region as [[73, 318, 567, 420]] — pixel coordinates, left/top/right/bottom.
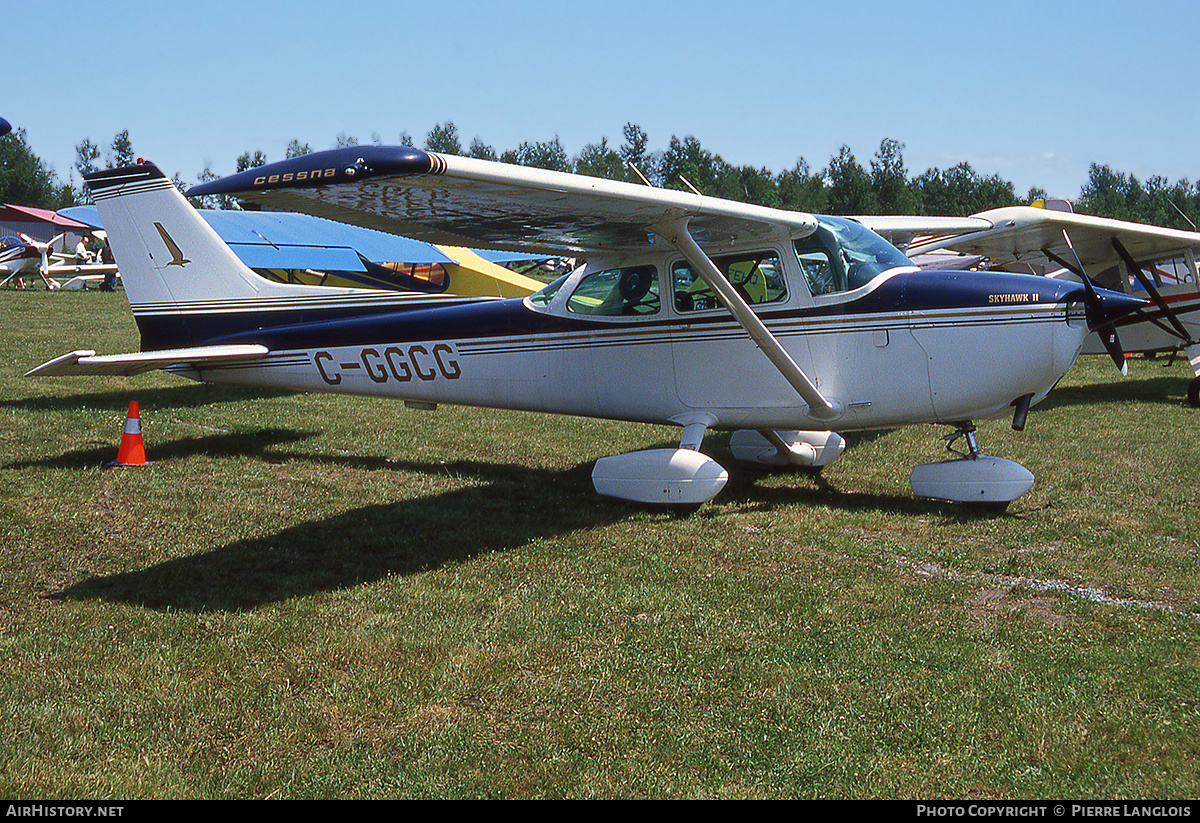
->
[[795, 243, 843, 296], [672, 252, 787, 312], [565, 265, 660, 316]]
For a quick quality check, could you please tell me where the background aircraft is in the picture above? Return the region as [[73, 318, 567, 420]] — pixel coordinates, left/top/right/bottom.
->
[[61, 205, 544, 298], [0, 203, 119, 290], [861, 203, 1200, 405], [0, 234, 44, 287], [0, 232, 119, 290], [29, 149, 1143, 507]]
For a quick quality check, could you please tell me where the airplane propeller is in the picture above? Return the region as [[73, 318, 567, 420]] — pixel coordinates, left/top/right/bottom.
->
[[1045, 230, 1132, 375], [18, 232, 66, 278]]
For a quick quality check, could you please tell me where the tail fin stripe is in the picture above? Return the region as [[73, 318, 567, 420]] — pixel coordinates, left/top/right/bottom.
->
[[91, 178, 175, 203]]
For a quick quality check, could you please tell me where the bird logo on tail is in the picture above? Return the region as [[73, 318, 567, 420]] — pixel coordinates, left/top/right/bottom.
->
[[153, 222, 191, 266]]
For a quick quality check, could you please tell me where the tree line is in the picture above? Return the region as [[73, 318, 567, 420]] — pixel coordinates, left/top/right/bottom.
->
[[2, 121, 1197, 231]]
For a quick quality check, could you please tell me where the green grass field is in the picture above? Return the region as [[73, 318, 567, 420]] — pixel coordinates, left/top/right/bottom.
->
[[1, 289, 1197, 799]]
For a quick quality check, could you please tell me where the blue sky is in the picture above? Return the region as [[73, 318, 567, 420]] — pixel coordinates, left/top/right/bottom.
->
[[6, 0, 1198, 203]]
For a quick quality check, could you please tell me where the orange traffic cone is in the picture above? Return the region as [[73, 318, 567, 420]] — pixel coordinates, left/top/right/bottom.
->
[[110, 401, 148, 466]]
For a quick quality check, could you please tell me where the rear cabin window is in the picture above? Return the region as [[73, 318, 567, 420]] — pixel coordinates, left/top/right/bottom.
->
[[566, 265, 660, 316], [671, 252, 787, 312]]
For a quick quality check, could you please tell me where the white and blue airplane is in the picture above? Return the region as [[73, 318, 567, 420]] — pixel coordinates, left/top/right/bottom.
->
[[26, 147, 1145, 506], [870, 203, 1200, 405]]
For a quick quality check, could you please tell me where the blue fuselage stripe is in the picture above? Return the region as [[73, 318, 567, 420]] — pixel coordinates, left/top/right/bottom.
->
[[133, 271, 1090, 352]]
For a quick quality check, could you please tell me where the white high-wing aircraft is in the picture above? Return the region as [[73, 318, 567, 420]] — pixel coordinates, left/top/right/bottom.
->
[[27, 148, 1146, 506], [0, 234, 46, 287], [862, 204, 1200, 405], [0, 233, 120, 290]]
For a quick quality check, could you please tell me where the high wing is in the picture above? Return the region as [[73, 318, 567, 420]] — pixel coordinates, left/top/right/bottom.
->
[[900, 206, 1200, 277], [187, 145, 819, 256], [25, 345, 269, 377], [45, 263, 120, 276], [190, 146, 838, 416], [852, 215, 993, 253]]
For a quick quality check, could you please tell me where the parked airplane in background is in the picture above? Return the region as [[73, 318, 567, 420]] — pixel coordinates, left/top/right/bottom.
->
[[60, 205, 544, 298], [862, 202, 1200, 405], [0, 232, 119, 290], [27, 148, 1144, 506], [0, 234, 44, 287]]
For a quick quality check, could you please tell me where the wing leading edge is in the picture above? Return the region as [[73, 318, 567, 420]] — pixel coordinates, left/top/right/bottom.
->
[[187, 145, 818, 256]]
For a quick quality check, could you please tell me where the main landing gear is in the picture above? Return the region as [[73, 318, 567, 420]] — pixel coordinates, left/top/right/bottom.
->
[[591, 414, 729, 505], [591, 419, 848, 505], [591, 416, 1036, 508], [909, 422, 1035, 506]]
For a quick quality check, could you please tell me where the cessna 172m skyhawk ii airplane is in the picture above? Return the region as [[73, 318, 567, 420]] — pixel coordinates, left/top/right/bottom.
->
[[27, 147, 1145, 506], [864, 203, 1200, 405]]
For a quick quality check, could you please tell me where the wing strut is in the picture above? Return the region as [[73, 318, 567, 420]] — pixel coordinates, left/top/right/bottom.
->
[[656, 217, 843, 421], [1110, 236, 1196, 344]]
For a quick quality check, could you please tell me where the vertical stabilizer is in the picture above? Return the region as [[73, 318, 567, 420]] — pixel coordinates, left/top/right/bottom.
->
[[86, 164, 268, 312], [85, 162, 386, 350]]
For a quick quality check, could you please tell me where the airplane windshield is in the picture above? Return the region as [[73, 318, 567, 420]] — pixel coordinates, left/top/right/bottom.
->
[[0, 236, 22, 249], [795, 216, 912, 296], [528, 273, 570, 307]]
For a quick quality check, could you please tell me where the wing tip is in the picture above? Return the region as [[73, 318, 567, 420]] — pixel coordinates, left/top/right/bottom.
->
[[187, 145, 434, 198], [25, 350, 97, 378]]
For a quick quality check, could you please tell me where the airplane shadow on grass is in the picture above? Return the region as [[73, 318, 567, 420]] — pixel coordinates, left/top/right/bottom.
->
[[4, 427, 317, 471], [52, 457, 621, 612], [1038, 373, 1188, 411], [50, 430, 1002, 613], [0, 381, 294, 414]]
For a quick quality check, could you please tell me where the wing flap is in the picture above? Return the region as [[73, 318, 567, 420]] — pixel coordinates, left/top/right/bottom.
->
[[26, 344, 270, 377]]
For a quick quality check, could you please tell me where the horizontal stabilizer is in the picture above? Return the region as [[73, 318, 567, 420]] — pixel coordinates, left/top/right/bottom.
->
[[25, 344, 269, 377]]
